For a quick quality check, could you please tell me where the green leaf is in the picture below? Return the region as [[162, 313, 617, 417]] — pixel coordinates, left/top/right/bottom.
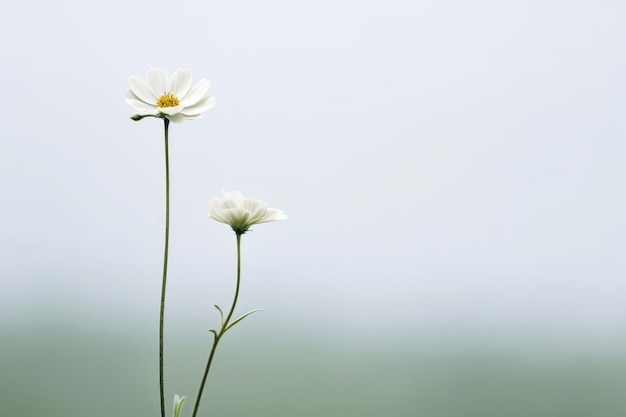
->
[[214, 304, 224, 325], [225, 308, 264, 332]]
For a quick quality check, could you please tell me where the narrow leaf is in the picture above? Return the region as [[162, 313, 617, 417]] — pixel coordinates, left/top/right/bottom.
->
[[214, 304, 224, 325], [225, 308, 264, 332]]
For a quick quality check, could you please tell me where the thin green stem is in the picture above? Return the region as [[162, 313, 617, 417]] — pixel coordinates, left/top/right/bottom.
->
[[191, 333, 219, 417], [192, 233, 243, 417], [159, 118, 170, 417], [224, 233, 242, 326]]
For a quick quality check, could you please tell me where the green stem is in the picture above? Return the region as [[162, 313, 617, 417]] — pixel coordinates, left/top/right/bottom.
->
[[224, 233, 242, 326], [159, 118, 170, 417], [191, 333, 219, 417], [192, 233, 243, 417]]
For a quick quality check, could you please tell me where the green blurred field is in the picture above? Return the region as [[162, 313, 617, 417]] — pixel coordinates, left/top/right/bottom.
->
[[3, 320, 626, 417]]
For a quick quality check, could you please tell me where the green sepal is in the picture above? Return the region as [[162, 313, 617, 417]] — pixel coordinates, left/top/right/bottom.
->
[[225, 308, 264, 332], [130, 113, 161, 121]]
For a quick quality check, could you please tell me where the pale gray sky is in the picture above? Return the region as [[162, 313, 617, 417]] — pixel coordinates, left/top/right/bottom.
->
[[1, 0, 625, 340]]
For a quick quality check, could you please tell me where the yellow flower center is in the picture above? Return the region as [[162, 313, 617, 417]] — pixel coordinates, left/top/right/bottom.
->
[[156, 92, 180, 108]]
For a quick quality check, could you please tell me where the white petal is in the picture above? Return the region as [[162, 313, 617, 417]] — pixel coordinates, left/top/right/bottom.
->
[[180, 79, 211, 107], [165, 113, 203, 123], [158, 105, 184, 116], [261, 208, 288, 222], [126, 97, 159, 114], [167, 113, 187, 123], [129, 76, 156, 104], [209, 198, 228, 222], [146, 68, 170, 98], [242, 198, 267, 224], [180, 96, 216, 116], [249, 210, 269, 225], [241, 198, 266, 211], [223, 208, 252, 230], [220, 199, 238, 211], [170, 68, 192, 98], [222, 192, 245, 208], [178, 113, 204, 121]]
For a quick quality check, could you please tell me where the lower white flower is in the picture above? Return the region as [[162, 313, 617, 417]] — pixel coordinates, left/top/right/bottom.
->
[[208, 191, 287, 234]]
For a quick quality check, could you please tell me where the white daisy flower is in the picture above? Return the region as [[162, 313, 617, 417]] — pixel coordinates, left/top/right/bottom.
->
[[209, 191, 287, 234], [126, 68, 215, 122]]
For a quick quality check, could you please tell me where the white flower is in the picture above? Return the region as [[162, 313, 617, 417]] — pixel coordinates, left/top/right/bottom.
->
[[209, 191, 287, 234], [125, 68, 215, 122]]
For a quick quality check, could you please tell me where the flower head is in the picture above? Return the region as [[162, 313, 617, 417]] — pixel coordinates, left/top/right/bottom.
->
[[125, 68, 215, 122], [209, 191, 287, 234]]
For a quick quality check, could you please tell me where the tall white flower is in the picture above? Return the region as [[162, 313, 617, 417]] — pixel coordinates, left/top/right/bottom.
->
[[209, 191, 287, 234], [126, 68, 215, 122]]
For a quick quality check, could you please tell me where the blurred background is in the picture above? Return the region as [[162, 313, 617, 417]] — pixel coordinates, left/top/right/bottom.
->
[[1, 0, 626, 416]]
